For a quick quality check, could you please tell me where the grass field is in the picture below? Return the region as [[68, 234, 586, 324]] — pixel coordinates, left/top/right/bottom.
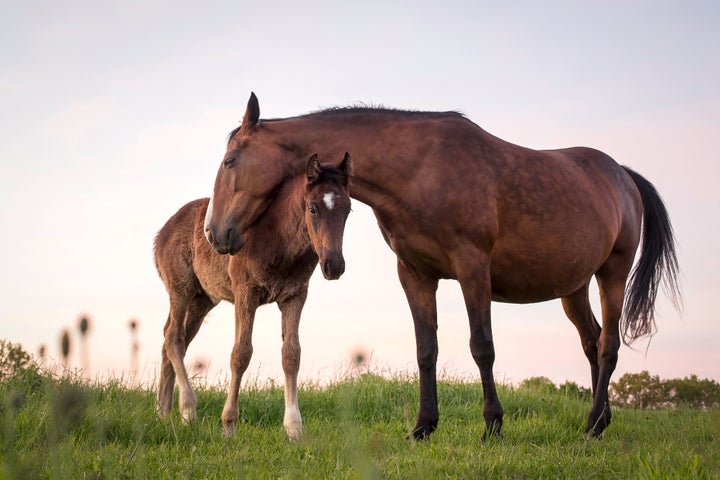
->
[[1, 368, 718, 479]]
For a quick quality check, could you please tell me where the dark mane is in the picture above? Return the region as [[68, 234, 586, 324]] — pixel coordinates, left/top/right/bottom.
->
[[308, 163, 350, 187], [227, 124, 243, 144], [228, 105, 467, 142], [301, 104, 466, 120]]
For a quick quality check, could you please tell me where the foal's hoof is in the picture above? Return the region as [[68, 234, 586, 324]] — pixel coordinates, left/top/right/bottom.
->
[[181, 409, 197, 424], [284, 422, 303, 442], [222, 422, 237, 438]]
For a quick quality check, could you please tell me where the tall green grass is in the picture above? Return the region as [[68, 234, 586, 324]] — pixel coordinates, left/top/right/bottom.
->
[[1, 368, 718, 479]]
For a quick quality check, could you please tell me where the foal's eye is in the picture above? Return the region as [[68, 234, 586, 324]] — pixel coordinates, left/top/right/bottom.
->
[[307, 203, 318, 216], [223, 156, 236, 167]]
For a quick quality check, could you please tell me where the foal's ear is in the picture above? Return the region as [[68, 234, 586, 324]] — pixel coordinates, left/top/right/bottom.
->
[[340, 152, 353, 181], [306, 153, 322, 184], [241, 92, 260, 131]]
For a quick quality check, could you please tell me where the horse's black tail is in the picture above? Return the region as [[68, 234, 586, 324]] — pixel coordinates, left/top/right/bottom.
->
[[621, 167, 681, 344]]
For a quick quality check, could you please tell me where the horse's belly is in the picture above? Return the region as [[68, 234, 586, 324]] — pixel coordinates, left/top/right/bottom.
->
[[489, 256, 600, 303]]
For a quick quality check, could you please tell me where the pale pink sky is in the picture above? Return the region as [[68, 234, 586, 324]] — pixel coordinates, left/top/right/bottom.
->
[[1, 1, 718, 388]]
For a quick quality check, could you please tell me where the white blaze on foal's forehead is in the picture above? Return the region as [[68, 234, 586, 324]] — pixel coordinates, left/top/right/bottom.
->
[[323, 192, 336, 210]]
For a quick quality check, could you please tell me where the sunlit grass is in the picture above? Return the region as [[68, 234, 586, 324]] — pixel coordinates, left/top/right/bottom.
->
[[1, 367, 718, 479]]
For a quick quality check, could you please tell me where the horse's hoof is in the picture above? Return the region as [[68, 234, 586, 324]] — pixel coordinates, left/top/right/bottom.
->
[[586, 405, 611, 437], [406, 423, 436, 441], [481, 420, 503, 442], [481, 429, 503, 443]]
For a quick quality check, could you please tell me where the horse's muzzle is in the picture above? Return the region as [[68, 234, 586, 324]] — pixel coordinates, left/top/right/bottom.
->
[[205, 226, 245, 255]]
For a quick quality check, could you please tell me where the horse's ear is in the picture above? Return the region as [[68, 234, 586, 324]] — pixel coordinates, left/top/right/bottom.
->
[[306, 153, 321, 184], [340, 152, 353, 182], [241, 92, 260, 130]]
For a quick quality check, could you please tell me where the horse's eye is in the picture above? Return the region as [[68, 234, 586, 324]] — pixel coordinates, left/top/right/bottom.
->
[[308, 203, 318, 216], [223, 156, 236, 167]]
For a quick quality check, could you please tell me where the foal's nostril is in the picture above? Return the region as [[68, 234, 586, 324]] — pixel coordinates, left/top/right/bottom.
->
[[322, 260, 331, 277], [205, 228, 214, 244]]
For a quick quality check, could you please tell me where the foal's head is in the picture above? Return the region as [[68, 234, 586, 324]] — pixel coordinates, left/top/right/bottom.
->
[[304, 152, 352, 280]]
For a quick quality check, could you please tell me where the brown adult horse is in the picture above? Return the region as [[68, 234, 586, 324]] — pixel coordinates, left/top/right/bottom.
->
[[155, 153, 352, 439], [205, 93, 680, 440]]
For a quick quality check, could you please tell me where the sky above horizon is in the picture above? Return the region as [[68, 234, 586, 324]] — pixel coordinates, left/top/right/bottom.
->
[[1, 1, 718, 389]]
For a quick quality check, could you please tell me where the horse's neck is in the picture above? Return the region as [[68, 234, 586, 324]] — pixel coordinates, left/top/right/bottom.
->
[[275, 118, 422, 220]]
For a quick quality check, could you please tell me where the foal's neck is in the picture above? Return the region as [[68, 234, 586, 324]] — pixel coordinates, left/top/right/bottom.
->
[[254, 170, 310, 255]]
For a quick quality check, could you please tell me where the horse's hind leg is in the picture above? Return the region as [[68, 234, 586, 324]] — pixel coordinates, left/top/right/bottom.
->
[[278, 289, 308, 441], [222, 288, 260, 437], [561, 284, 602, 395], [587, 252, 633, 436]]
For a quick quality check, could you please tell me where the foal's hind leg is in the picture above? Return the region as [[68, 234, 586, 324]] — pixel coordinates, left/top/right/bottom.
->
[[160, 294, 200, 423], [278, 290, 308, 441], [158, 315, 178, 416], [561, 284, 602, 395], [222, 288, 261, 437], [158, 293, 216, 417]]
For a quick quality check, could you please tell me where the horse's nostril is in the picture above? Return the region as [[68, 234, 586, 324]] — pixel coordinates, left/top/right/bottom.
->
[[205, 229, 214, 244]]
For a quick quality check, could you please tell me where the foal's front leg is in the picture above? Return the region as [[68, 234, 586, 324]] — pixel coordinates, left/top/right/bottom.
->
[[278, 290, 308, 441], [222, 287, 260, 437]]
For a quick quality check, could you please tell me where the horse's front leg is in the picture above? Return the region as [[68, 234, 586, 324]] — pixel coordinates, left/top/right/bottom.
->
[[278, 289, 309, 441], [397, 261, 440, 440], [222, 286, 260, 437], [457, 258, 503, 440]]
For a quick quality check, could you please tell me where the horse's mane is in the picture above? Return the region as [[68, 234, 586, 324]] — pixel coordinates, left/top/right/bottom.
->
[[302, 104, 466, 119], [228, 105, 467, 143]]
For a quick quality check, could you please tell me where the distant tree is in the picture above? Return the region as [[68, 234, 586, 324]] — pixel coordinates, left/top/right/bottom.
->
[[610, 371, 666, 409], [664, 375, 720, 409], [0, 340, 32, 380], [520, 376, 557, 393], [611, 371, 720, 409], [558, 381, 592, 400]]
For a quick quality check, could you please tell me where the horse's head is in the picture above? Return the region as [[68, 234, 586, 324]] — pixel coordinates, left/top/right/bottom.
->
[[304, 152, 352, 280], [205, 92, 296, 254]]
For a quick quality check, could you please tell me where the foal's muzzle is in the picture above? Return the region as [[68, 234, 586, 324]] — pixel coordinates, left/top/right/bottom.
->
[[321, 251, 345, 280]]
